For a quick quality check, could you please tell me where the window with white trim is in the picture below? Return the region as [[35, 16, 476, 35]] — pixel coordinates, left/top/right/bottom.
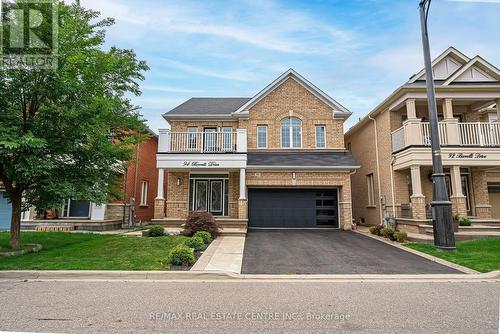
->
[[140, 181, 148, 206], [281, 117, 302, 148], [221, 127, 233, 151], [187, 127, 198, 150], [367, 174, 375, 206], [315, 125, 326, 148], [257, 125, 267, 148]]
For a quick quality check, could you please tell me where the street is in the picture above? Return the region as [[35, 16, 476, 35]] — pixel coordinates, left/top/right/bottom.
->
[[0, 279, 498, 333]]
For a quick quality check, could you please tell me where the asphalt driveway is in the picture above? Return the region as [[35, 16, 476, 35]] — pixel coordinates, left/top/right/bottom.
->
[[241, 229, 459, 274]]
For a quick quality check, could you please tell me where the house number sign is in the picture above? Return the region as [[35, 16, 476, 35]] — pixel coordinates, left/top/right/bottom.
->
[[182, 161, 221, 167], [448, 153, 487, 159]]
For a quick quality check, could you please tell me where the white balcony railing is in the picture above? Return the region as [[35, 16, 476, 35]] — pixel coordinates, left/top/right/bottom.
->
[[158, 129, 247, 153], [391, 121, 500, 152], [458, 122, 500, 146]]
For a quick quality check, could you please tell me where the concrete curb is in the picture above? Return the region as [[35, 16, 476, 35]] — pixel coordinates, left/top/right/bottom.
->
[[352, 230, 479, 274], [0, 270, 498, 282]]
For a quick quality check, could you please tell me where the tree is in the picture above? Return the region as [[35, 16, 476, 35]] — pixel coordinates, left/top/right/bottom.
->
[[0, 1, 149, 249]]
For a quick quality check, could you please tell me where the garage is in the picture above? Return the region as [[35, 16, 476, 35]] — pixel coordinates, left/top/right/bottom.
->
[[0, 191, 12, 230], [248, 188, 339, 228]]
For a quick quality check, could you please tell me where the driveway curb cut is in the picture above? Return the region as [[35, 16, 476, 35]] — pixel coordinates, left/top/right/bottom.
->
[[352, 230, 479, 274]]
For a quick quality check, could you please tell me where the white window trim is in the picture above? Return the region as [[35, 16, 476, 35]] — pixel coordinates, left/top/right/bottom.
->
[[257, 125, 268, 149], [315, 125, 326, 148], [140, 181, 148, 206], [280, 117, 302, 149], [367, 174, 375, 207]]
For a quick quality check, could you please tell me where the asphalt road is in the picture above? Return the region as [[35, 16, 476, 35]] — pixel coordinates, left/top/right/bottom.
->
[[242, 230, 458, 274], [0, 280, 499, 333]]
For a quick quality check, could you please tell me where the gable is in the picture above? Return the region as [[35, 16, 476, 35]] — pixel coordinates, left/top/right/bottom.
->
[[443, 56, 500, 85], [454, 65, 497, 82], [417, 55, 464, 81]]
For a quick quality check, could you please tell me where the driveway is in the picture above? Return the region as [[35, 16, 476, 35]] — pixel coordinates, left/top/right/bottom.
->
[[241, 229, 459, 274]]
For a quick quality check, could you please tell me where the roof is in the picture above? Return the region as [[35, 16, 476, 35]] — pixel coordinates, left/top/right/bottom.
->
[[247, 151, 359, 169], [164, 98, 251, 118], [234, 69, 352, 118], [346, 46, 500, 137]]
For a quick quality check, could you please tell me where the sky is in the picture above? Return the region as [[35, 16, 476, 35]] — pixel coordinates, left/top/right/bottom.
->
[[78, 0, 500, 133]]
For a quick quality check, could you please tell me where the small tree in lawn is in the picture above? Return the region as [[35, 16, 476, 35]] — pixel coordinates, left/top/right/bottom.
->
[[0, 1, 149, 249]]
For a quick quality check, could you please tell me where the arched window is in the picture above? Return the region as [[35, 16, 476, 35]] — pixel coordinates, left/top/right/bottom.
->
[[281, 117, 302, 148]]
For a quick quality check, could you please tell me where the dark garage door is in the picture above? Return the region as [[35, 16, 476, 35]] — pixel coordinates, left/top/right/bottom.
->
[[248, 189, 338, 228]]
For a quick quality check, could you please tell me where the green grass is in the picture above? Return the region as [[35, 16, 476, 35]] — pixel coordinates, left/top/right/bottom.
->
[[405, 237, 500, 273], [0, 232, 188, 270]]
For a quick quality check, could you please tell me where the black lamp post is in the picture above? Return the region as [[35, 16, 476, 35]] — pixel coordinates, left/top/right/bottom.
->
[[418, 0, 456, 251]]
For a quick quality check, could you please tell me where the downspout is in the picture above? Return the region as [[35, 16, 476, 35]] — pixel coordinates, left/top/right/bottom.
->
[[132, 141, 140, 225], [390, 156, 397, 218], [368, 115, 383, 225], [349, 169, 357, 228]]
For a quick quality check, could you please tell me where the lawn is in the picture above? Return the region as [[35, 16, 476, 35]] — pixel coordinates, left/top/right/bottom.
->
[[405, 237, 500, 273], [0, 232, 188, 270]]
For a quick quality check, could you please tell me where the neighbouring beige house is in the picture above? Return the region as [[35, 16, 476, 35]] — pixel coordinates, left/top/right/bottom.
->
[[345, 47, 500, 233], [154, 69, 359, 233]]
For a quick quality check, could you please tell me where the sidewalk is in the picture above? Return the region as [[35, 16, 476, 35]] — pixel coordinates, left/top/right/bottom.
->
[[191, 236, 246, 273]]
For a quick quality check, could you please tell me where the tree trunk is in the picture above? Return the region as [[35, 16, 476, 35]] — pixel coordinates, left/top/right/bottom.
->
[[9, 194, 22, 250]]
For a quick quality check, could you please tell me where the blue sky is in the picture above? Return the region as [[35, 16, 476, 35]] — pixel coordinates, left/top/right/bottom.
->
[[79, 0, 500, 133]]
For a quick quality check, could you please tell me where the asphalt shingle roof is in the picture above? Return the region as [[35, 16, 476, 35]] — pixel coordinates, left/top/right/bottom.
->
[[165, 98, 251, 116], [247, 151, 358, 167]]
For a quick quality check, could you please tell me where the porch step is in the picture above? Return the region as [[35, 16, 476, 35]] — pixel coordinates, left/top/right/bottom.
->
[[471, 219, 500, 226], [419, 224, 500, 234]]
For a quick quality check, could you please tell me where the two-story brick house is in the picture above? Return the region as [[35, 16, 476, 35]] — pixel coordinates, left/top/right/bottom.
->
[[154, 69, 359, 233], [346, 47, 500, 233]]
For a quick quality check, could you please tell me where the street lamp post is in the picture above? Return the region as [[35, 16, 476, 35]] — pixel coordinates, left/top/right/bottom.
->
[[418, 0, 456, 251]]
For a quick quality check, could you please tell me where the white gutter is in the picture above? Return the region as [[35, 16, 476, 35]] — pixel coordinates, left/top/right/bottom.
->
[[390, 156, 397, 219], [369, 115, 383, 225]]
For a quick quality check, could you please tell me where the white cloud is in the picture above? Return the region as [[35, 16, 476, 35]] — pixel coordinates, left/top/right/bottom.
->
[[141, 84, 202, 94], [447, 0, 500, 3]]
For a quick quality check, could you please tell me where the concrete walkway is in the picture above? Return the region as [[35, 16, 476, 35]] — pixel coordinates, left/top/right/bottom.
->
[[191, 236, 246, 273]]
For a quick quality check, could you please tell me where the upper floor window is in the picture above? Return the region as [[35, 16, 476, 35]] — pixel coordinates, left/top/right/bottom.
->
[[257, 125, 267, 149], [140, 181, 149, 206], [281, 117, 302, 148], [221, 127, 233, 151], [315, 125, 326, 148], [187, 127, 198, 150]]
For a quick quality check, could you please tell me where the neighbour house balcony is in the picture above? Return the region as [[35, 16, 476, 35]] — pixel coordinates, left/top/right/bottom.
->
[[391, 122, 500, 152], [158, 129, 248, 153]]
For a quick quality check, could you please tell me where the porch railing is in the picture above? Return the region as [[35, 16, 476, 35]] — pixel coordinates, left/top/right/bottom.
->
[[158, 129, 247, 153]]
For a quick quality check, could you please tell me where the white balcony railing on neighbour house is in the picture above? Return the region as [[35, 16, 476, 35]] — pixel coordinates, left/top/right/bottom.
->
[[158, 129, 248, 153], [391, 122, 500, 152], [458, 123, 500, 146]]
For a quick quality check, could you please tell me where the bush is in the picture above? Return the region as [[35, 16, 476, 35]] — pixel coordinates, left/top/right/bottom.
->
[[380, 227, 390, 237], [369, 225, 384, 236], [193, 231, 212, 244], [387, 229, 396, 241], [185, 236, 205, 251], [394, 231, 408, 243], [169, 246, 195, 266], [427, 219, 433, 225], [148, 226, 166, 237], [459, 217, 472, 226], [183, 211, 219, 238]]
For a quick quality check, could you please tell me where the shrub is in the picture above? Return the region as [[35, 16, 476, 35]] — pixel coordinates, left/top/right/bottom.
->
[[169, 246, 195, 266], [148, 226, 166, 237], [394, 231, 408, 243], [369, 225, 383, 236], [193, 231, 212, 244], [380, 227, 390, 238], [185, 236, 205, 251], [183, 211, 219, 238], [387, 229, 396, 241], [459, 217, 472, 226], [427, 219, 433, 225]]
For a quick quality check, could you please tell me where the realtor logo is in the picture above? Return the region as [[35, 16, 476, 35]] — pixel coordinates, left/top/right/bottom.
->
[[0, 0, 58, 69]]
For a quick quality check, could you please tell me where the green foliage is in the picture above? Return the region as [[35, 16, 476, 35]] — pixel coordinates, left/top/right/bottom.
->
[[193, 231, 212, 245], [427, 219, 433, 225], [185, 236, 205, 251], [0, 1, 149, 247], [459, 217, 472, 226], [369, 225, 382, 236], [169, 246, 195, 267], [394, 231, 408, 243], [148, 226, 166, 237], [380, 227, 390, 237]]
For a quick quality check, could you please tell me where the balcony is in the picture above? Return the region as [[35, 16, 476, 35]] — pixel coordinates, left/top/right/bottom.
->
[[158, 129, 247, 153], [392, 122, 500, 152]]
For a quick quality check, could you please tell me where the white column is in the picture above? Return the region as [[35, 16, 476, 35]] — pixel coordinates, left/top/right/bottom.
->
[[236, 129, 247, 153], [410, 165, 423, 196], [239, 168, 246, 200], [443, 99, 454, 119], [157, 168, 164, 199], [450, 166, 463, 197], [406, 99, 417, 119]]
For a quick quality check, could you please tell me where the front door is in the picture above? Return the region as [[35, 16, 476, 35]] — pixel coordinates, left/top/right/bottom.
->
[[461, 175, 473, 216], [192, 179, 226, 215]]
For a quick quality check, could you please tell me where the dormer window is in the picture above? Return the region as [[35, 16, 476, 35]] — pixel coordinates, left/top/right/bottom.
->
[[281, 117, 302, 148]]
